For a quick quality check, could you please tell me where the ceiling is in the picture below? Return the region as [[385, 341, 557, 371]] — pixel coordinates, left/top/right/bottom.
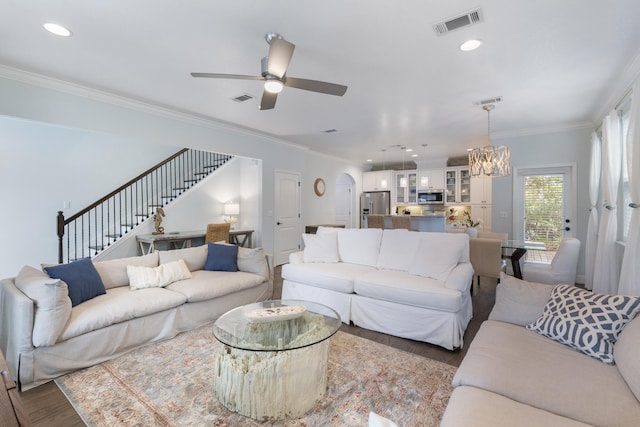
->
[[1, 0, 640, 166]]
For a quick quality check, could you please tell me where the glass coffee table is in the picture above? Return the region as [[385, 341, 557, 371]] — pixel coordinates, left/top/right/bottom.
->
[[212, 300, 341, 420]]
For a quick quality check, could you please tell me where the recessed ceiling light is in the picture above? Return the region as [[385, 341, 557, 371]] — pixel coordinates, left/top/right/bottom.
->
[[405, 148, 413, 152], [411, 154, 418, 158], [366, 159, 373, 162], [459, 39, 482, 51], [43, 22, 72, 37]]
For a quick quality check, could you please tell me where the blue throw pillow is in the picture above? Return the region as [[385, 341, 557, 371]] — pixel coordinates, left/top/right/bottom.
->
[[527, 284, 640, 364], [44, 258, 106, 307], [204, 243, 238, 272]]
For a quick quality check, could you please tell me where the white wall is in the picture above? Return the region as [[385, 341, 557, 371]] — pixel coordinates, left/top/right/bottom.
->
[[96, 157, 261, 261], [0, 76, 363, 276], [490, 127, 592, 281]]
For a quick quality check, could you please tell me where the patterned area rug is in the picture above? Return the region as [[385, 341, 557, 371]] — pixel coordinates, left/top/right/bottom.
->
[[56, 326, 456, 426]]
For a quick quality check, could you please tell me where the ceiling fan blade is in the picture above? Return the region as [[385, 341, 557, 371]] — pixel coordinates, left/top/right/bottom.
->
[[190, 72, 263, 81], [284, 77, 348, 96], [259, 91, 277, 110], [267, 38, 295, 79]]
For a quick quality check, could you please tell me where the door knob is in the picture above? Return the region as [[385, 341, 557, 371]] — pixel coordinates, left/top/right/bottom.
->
[[277, 222, 282, 225], [565, 227, 571, 231]]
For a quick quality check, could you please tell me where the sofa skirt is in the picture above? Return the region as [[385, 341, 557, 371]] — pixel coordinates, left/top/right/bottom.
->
[[351, 292, 473, 350]]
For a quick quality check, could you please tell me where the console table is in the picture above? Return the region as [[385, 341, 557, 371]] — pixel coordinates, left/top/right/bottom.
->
[[137, 229, 254, 254]]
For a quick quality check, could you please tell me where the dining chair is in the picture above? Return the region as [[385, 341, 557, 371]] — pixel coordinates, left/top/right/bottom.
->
[[205, 222, 231, 244], [469, 237, 507, 289], [477, 231, 508, 243], [391, 215, 411, 230], [522, 237, 581, 285], [366, 214, 385, 229]]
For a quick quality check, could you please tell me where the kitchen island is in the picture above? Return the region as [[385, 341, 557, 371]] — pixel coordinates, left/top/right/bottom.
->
[[369, 214, 446, 231]]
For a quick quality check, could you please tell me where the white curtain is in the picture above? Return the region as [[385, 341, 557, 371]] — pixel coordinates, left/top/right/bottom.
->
[[593, 110, 622, 294], [585, 132, 601, 290], [618, 82, 640, 295]]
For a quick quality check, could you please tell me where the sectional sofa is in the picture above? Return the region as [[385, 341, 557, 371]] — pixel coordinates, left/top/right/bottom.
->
[[282, 227, 474, 350], [441, 273, 640, 426], [0, 243, 273, 390]]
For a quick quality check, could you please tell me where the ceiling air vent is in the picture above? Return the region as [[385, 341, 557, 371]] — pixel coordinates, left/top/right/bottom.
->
[[231, 93, 254, 103], [474, 96, 503, 106], [433, 8, 483, 36]]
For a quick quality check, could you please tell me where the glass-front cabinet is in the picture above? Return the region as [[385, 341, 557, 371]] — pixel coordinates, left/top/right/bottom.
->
[[445, 167, 471, 204], [395, 171, 417, 204]]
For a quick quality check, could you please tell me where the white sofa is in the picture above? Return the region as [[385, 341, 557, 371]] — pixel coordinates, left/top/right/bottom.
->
[[281, 227, 474, 350], [441, 273, 640, 426], [0, 243, 273, 390]]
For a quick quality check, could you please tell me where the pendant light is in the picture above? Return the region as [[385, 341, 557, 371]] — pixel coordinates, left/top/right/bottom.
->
[[468, 104, 511, 177], [399, 147, 407, 187]]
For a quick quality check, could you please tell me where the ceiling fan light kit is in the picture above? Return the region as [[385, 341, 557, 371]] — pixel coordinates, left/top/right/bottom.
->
[[264, 78, 284, 94], [191, 33, 347, 110]]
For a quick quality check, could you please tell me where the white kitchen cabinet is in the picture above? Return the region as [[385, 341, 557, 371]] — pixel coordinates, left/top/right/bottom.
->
[[418, 169, 445, 190], [470, 175, 492, 204], [395, 170, 417, 204], [363, 171, 393, 191], [470, 203, 492, 231], [470, 174, 492, 230], [445, 167, 471, 204]]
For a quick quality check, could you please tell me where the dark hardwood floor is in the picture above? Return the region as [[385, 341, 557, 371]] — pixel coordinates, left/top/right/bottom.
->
[[19, 266, 497, 426]]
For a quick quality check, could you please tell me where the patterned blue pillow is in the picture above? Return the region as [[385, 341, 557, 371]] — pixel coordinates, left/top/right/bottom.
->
[[527, 284, 640, 365]]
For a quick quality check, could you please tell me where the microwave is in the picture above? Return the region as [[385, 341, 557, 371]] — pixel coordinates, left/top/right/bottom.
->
[[417, 189, 444, 205]]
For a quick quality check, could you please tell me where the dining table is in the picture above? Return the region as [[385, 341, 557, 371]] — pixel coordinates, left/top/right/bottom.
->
[[501, 240, 547, 279]]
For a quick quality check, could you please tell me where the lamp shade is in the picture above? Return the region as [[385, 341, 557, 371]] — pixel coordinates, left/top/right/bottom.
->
[[224, 203, 240, 215]]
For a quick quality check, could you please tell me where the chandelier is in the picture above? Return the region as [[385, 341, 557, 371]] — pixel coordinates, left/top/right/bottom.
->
[[468, 104, 511, 177]]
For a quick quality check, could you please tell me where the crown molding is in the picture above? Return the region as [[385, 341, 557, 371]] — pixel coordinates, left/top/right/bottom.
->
[[592, 47, 640, 121], [0, 64, 310, 152]]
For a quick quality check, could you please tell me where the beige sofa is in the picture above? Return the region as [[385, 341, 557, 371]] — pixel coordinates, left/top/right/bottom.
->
[[0, 244, 273, 390], [441, 273, 640, 426]]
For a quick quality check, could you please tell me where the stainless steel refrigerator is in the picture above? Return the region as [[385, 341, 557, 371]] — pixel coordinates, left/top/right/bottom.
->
[[360, 191, 390, 227]]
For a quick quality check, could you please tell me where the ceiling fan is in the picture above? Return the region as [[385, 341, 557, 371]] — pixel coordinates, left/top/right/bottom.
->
[[191, 33, 348, 110]]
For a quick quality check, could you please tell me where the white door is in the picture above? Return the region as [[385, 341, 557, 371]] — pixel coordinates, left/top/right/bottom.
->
[[275, 170, 301, 265], [513, 164, 576, 250], [335, 173, 354, 227]]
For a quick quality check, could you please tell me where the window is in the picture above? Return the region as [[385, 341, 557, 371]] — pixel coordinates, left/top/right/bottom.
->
[[524, 175, 564, 250], [513, 165, 576, 252]]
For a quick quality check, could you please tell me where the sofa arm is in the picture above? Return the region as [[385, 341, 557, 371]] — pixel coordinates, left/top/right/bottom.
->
[[488, 273, 553, 326], [0, 278, 35, 381], [288, 251, 305, 264], [445, 262, 474, 293]]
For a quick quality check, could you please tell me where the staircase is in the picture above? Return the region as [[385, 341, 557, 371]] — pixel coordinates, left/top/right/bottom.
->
[[57, 148, 233, 263]]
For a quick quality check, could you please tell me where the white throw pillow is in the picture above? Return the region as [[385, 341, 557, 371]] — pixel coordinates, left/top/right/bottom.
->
[[94, 252, 159, 289], [158, 245, 208, 271], [376, 229, 422, 271], [302, 233, 340, 263], [408, 233, 463, 281], [15, 265, 72, 347], [127, 259, 192, 290], [489, 273, 554, 326], [334, 228, 383, 267], [237, 247, 270, 280]]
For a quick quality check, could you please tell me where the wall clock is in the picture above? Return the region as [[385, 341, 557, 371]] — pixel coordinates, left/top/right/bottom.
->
[[314, 178, 326, 197]]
